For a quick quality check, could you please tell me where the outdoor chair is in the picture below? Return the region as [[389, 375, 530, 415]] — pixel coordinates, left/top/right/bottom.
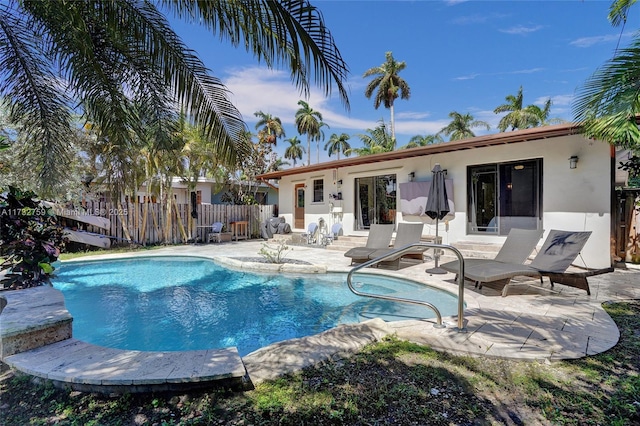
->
[[207, 222, 224, 243], [301, 222, 319, 244], [440, 228, 544, 281], [446, 229, 611, 296], [344, 224, 394, 265], [367, 222, 427, 269], [322, 222, 343, 245]]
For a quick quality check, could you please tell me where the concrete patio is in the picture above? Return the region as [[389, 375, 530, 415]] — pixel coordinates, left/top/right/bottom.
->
[[1, 239, 638, 391]]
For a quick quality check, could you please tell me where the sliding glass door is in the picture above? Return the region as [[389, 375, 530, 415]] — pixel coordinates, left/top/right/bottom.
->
[[354, 174, 396, 230], [468, 159, 542, 235]]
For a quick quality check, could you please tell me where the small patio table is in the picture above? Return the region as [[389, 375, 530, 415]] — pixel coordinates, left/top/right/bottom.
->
[[230, 221, 249, 241]]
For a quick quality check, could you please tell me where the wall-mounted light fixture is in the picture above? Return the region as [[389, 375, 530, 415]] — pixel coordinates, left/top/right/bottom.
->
[[337, 179, 343, 185], [569, 156, 579, 169], [408, 172, 415, 182]]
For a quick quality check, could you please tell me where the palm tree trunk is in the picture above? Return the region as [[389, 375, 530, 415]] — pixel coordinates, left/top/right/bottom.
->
[[390, 102, 396, 148], [307, 135, 311, 166]]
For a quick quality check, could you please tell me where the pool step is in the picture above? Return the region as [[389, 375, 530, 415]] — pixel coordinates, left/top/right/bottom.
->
[[4, 338, 249, 393]]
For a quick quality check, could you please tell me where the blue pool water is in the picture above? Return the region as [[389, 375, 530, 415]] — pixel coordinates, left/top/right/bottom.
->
[[52, 256, 460, 356]]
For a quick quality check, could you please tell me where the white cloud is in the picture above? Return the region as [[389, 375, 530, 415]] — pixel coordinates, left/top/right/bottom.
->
[[224, 66, 322, 126], [451, 12, 509, 25], [510, 67, 545, 75], [394, 119, 449, 136], [445, 0, 469, 6], [453, 73, 479, 81], [499, 25, 544, 35], [542, 94, 573, 107], [222, 65, 379, 134], [396, 111, 432, 120], [569, 32, 633, 48], [453, 67, 543, 81]]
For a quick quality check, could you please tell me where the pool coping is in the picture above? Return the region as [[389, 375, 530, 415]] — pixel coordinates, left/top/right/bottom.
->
[[3, 243, 636, 393], [1, 283, 395, 392], [0, 254, 414, 393]]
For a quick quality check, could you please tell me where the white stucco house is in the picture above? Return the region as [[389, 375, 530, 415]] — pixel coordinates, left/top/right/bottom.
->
[[135, 177, 277, 205], [257, 123, 623, 269]]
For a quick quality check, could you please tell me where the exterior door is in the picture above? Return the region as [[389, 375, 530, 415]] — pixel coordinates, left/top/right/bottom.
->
[[468, 159, 542, 235], [354, 174, 396, 230], [469, 166, 498, 233], [294, 184, 305, 229]]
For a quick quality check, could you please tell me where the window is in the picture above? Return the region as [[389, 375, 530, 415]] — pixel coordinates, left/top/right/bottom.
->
[[467, 159, 542, 235], [254, 192, 267, 205], [354, 174, 397, 230], [313, 179, 324, 203]]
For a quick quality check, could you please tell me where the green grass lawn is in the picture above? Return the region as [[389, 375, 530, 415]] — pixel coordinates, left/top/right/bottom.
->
[[1, 301, 639, 425]]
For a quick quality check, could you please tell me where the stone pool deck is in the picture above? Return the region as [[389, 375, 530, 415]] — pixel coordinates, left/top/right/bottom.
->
[[1, 240, 639, 392]]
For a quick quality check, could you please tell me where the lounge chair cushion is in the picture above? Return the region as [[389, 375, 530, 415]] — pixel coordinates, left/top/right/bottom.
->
[[367, 223, 426, 261], [529, 230, 592, 273], [440, 228, 543, 274], [450, 229, 596, 296], [344, 224, 394, 261]]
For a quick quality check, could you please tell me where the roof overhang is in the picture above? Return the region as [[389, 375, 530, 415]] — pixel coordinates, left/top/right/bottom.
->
[[257, 122, 583, 180]]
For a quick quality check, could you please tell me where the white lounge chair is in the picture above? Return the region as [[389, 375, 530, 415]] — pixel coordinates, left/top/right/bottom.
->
[[367, 222, 426, 269], [440, 228, 544, 280], [344, 224, 394, 265]]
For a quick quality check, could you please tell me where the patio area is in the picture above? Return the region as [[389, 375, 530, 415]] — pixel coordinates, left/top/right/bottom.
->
[[2, 239, 639, 390]]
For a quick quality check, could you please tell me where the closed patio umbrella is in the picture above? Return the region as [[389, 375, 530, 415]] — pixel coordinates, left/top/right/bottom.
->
[[425, 163, 449, 274]]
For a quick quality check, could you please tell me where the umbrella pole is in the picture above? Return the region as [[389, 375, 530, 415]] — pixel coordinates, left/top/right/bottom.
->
[[434, 218, 440, 267], [426, 218, 447, 274]]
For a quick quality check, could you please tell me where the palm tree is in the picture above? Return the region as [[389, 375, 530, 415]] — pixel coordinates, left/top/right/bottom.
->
[[268, 157, 291, 172], [284, 136, 305, 166], [493, 86, 530, 132], [573, 0, 640, 148], [438, 112, 490, 141], [524, 100, 551, 127], [350, 120, 395, 156], [363, 51, 411, 144], [324, 133, 351, 160], [401, 134, 443, 149], [493, 86, 562, 132], [0, 0, 349, 193], [524, 100, 565, 127], [295, 100, 327, 165], [254, 111, 285, 146]]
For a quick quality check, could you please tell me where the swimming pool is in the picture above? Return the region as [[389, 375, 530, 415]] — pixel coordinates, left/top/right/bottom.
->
[[53, 256, 460, 356]]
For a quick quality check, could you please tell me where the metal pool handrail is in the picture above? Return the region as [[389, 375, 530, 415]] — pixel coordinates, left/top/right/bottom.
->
[[346, 242, 466, 331]]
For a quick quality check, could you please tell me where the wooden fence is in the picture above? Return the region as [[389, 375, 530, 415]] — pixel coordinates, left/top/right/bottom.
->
[[81, 201, 275, 246]]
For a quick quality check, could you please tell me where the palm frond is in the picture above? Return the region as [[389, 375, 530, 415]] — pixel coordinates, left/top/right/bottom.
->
[[608, 0, 637, 27], [163, 0, 350, 109], [0, 5, 73, 192], [573, 36, 640, 120], [573, 33, 640, 147]]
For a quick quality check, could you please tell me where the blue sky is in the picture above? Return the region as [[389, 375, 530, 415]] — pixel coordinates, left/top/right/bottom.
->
[[170, 0, 636, 163]]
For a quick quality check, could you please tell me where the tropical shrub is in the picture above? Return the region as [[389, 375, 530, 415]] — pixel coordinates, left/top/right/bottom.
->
[[0, 186, 65, 289], [258, 241, 291, 264]]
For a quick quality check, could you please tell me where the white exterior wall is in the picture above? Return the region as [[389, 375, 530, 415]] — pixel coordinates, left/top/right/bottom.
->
[[173, 183, 214, 205], [136, 179, 215, 205], [278, 135, 612, 268]]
